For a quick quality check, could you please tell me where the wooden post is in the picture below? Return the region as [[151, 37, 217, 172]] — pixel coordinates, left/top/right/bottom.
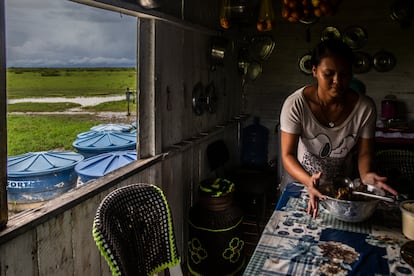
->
[[0, 0, 8, 229]]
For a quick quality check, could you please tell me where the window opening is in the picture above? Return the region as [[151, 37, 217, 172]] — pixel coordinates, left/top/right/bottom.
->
[[4, 0, 138, 217]]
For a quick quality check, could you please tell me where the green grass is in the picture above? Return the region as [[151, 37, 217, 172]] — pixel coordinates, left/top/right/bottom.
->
[[7, 114, 112, 156], [7, 67, 136, 99], [6, 67, 137, 156], [82, 100, 136, 112], [8, 102, 81, 112]]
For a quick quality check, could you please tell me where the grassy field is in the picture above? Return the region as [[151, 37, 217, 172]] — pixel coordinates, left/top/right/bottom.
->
[[7, 67, 136, 99], [7, 67, 137, 156]]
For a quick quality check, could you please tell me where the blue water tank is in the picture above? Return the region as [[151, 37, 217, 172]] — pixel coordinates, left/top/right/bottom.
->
[[241, 117, 269, 168], [7, 151, 84, 205], [90, 123, 133, 132], [75, 150, 137, 184], [73, 130, 137, 158]]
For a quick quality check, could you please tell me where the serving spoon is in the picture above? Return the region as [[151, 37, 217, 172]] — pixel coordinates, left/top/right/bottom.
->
[[332, 176, 395, 203]]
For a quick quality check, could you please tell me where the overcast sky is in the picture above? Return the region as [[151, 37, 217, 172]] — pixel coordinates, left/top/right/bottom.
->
[[5, 0, 137, 68]]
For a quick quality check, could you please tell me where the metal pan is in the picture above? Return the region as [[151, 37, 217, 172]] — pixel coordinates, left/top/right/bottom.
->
[[321, 26, 342, 41], [373, 50, 396, 72], [353, 51, 372, 74], [298, 53, 313, 75], [342, 26, 368, 49]]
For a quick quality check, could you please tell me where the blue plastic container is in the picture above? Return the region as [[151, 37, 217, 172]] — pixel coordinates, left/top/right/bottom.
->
[[73, 130, 137, 158], [77, 123, 134, 139], [75, 150, 137, 183], [90, 123, 133, 132], [7, 151, 84, 204], [241, 117, 269, 168]]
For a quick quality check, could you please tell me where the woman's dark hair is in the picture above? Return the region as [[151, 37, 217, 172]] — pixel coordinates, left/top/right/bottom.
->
[[310, 39, 354, 67]]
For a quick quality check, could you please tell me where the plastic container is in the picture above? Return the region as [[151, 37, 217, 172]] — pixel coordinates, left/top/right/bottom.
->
[[73, 130, 136, 158], [400, 200, 414, 240], [241, 117, 269, 168], [7, 151, 84, 210], [75, 150, 137, 184]]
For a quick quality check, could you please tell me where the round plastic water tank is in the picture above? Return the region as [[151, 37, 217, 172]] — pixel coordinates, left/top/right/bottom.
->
[[90, 123, 133, 132], [241, 117, 269, 168], [75, 150, 137, 184], [73, 130, 137, 158], [7, 151, 84, 207], [77, 123, 134, 139]]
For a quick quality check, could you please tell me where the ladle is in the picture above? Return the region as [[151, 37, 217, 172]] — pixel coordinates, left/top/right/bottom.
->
[[332, 176, 395, 203]]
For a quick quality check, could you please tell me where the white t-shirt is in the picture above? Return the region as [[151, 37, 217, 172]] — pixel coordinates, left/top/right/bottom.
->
[[280, 86, 376, 184]]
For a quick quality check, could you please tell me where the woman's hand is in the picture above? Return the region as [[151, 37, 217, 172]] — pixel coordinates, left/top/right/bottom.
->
[[361, 172, 398, 196], [307, 172, 326, 218]]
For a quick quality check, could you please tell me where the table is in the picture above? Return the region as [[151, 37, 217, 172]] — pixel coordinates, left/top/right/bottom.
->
[[243, 182, 413, 275]]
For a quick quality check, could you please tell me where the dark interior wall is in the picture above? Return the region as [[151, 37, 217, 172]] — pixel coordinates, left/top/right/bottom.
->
[[238, 0, 414, 161]]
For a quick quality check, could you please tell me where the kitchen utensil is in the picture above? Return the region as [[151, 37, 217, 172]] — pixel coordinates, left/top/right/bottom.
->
[[332, 176, 395, 203], [373, 50, 396, 72], [246, 61, 262, 81], [298, 53, 312, 75], [342, 26, 368, 49], [321, 26, 342, 41], [353, 51, 372, 74], [192, 82, 205, 116], [320, 196, 379, 222], [401, 241, 414, 267], [138, 0, 161, 9], [251, 35, 275, 61]]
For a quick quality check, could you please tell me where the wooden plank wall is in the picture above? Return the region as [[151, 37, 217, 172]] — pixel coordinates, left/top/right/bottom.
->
[[242, 0, 414, 163], [0, 13, 245, 276]]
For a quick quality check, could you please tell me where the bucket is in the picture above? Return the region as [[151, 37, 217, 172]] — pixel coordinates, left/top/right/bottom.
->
[[188, 178, 245, 275], [400, 200, 414, 240]]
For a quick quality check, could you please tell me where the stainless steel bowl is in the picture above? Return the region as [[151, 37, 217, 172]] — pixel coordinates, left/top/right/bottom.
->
[[320, 196, 379, 223]]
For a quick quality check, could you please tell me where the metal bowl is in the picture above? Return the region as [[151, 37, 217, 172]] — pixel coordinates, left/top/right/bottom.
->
[[320, 196, 379, 222]]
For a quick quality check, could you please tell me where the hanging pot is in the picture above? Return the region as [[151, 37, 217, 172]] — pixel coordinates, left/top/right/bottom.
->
[[342, 26, 368, 49], [321, 26, 342, 41], [210, 37, 228, 66], [352, 51, 372, 74], [298, 53, 313, 75], [246, 61, 262, 81], [250, 35, 275, 61], [373, 50, 396, 72]]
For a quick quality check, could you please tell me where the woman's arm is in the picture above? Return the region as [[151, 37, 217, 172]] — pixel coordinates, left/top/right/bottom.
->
[[281, 131, 325, 218]]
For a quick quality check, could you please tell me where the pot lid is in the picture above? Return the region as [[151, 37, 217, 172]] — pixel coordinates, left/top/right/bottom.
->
[[298, 53, 312, 75], [73, 130, 137, 151], [353, 51, 372, 74], [246, 61, 262, 81], [373, 50, 396, 72], [8, 151, 84, 176], [90, 123, 133, 132], [250, 35, 276, 61], [320, 26, 342, 41], [75, 150, 137, 178], [342, 26, 368, 49]]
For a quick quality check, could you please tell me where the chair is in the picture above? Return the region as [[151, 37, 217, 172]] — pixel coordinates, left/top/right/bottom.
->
[[92, 183, 183, 276], [375, 149, 414, 198], [206, 139, 273, 234]]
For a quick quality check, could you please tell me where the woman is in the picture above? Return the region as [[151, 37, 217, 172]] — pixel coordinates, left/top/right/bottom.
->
[[279, 39, 398, 218]]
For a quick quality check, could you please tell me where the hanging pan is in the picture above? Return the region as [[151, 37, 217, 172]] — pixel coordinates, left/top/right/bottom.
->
[[250, 35, 276, 61], [321, 26, 342, 41], [353, 51, 372, 74], [342, 26, 368, 49], [373, 50, 397, 72], [298, 53, 313, 75]]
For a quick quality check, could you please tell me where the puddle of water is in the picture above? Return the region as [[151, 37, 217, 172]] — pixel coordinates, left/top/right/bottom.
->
[[8, 95, 126, 107]]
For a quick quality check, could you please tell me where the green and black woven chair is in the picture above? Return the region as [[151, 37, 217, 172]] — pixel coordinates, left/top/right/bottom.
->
[[92, 183, 182, 276]]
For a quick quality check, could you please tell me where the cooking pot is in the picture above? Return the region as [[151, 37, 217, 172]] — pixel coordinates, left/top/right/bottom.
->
[[210, 37, 228, 66], [373, 50, 396, 72]]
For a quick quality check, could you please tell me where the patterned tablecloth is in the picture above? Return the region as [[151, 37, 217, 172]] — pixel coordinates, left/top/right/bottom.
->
[[243, 183, 413, 275]]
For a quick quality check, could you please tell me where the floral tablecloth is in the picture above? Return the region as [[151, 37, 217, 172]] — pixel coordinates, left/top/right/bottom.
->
[[243, 183, 413, 275]]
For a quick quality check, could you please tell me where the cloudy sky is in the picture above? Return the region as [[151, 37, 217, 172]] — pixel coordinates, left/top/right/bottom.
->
[[5, 0, 137, 68]]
